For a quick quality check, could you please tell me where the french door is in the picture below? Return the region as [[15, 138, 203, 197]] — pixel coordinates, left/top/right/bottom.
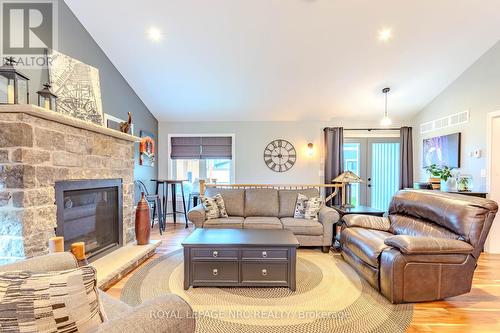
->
[[343, 137, 400, 211]]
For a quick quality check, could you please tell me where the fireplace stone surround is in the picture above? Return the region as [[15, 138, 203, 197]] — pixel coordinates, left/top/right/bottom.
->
[[0, 105, 138, 264]]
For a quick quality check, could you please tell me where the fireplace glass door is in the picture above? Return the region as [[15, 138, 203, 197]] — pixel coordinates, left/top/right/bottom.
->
[[55, 179, 123, 261]]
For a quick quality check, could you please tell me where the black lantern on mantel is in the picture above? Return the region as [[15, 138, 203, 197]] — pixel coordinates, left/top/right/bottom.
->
[[37, 83, 57, 111], [0, 57, 29, 104]]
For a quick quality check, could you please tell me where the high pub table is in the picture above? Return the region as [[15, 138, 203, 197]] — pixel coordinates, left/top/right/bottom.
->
[[151, 179, 189, 228]]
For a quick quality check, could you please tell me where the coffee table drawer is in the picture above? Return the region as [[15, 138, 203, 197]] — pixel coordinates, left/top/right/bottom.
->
[[242, 249, 288, 260], [192, 262, 239, 283], [241, 262, 288, 283], [191, 248, 238, 260]]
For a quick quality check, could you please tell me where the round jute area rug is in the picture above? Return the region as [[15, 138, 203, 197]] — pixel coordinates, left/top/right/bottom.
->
[[121, 249, 413, 333]]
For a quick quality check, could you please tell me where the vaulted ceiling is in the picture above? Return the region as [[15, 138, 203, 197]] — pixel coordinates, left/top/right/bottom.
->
[[66, 0, 500, 122]]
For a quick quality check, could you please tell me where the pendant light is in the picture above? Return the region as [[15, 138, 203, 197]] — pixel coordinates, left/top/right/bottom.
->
[[380, 87, 392, 126]]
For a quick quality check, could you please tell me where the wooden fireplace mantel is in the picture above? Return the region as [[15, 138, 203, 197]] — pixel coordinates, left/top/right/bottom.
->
[[0, 104, 140, 142]]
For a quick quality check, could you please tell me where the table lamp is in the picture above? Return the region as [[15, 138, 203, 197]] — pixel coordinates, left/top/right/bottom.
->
[[333, 171, 363, 208]]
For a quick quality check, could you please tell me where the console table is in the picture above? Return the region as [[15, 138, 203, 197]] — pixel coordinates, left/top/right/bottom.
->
[[182, 229, 299, 290]]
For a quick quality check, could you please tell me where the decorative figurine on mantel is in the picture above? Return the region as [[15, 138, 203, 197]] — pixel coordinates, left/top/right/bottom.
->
[[120, 112, 132, 134], [0, 57, 30, 104]]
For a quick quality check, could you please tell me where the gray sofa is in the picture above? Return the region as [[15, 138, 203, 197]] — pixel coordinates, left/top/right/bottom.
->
[[188, 188, 340, 252], [0, 253, 195, 333]]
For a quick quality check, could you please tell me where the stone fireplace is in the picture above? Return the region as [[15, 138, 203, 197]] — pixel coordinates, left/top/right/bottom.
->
[[0, 105, 137, 264]]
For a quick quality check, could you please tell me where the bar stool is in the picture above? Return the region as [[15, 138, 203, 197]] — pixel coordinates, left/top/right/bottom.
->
[[134, 180, 164, 234], [188, 192, 200, 210], [152, 179, 189, 228]]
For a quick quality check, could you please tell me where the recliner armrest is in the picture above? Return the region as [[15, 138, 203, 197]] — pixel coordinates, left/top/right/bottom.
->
[[187, 204, 206, 228], [384, 235, 474, 255], [343, 214, 390, 231]]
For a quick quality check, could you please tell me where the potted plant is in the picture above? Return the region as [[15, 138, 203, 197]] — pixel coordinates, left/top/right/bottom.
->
[[439, 166, 456, 191], [457, 174, 473, 192], [423, 164, 455, 191], [424, 164, 443, 190]]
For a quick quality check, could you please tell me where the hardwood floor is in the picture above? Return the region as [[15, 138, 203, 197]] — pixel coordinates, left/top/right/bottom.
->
[[106, 220, 500, 332]]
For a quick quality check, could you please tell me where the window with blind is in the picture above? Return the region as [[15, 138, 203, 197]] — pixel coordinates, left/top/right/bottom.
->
[[170, 136, 232, 160], [170, 136, 234, 188]]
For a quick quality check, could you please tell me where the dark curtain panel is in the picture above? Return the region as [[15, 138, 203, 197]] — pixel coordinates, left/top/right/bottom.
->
[[324, 127, 344, 206], [400, 126, 414, 189]]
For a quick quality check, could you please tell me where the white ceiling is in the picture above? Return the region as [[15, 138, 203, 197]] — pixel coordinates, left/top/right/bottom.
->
[[66, 0, 500, 122]]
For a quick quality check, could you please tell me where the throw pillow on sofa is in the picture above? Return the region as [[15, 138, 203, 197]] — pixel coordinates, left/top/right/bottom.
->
[[201, 194, 228, 219], [0, 266, 106, 332], [214, 193, 228, 218], [294, 193, 323, 220], [201, 195, 220, 219]]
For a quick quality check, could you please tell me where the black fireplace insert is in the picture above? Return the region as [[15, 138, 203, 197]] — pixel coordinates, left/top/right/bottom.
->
[[55, 179, 123, 261]]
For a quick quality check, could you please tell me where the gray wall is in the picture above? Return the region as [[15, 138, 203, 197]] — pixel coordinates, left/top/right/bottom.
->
[[158, 119, 406, 184], [22, 0, 158, 194], [412, 40, 500, 192]]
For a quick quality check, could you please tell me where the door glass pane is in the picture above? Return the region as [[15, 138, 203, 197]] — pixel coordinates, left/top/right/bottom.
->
[[371, 142, 400, 211], [343, 143, 361, 206]]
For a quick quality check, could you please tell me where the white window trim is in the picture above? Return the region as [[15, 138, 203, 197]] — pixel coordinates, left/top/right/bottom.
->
[[167, 133, 236, 183]]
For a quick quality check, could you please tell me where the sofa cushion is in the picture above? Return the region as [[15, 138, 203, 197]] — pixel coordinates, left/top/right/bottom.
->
[[343, 215, 390, 231], [389, 214, 464, 240], [205, 188, 245, 216], [341, 228, 393, 267], [0, 266, 106, 332], [389, 190, 498, 247], [278, 189, 319, 217], [281, 217, 323, 236], [203, 217, 244, 229], [244, 189, 279, 217], [243, 217, 283, 230]]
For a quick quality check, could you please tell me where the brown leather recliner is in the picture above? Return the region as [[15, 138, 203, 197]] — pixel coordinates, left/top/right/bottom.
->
[[340, 190, 498, 303]]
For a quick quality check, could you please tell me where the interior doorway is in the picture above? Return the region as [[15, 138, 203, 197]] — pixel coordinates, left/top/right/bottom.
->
[[344, 137, 400, 211], [487, 111, 500, 253]]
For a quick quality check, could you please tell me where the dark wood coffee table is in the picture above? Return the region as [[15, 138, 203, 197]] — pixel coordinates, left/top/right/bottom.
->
[[182, 229, 299, 291]]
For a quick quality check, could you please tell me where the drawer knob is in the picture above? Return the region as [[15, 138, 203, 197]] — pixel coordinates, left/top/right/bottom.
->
[[262, 269, 268, 276], [262, 251, 267, 258], [212, 268, 218, 276], [213, 251, 218, 257]]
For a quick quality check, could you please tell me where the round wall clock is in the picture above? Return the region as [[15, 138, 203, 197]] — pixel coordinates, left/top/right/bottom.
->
[[264, 139, 297, 172]]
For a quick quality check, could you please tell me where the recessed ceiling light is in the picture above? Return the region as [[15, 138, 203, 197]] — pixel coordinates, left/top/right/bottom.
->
[[147, 27, 163, 42], [378, 28, 392, 42]]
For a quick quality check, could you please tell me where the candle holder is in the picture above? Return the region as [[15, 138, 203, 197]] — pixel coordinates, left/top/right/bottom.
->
[[0, 57, 29, 104], [48, 236, 64, 253], [71, 242, 88, 267], [37, 83, 57, 111]]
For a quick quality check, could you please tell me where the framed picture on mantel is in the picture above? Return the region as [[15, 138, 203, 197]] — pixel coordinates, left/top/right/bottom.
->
[[49, 50, 104, 125], [104, 113, 134, 135]]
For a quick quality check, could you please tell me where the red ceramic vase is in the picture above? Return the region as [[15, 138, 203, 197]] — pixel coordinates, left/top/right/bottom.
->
[[135, 192, 151, 245]]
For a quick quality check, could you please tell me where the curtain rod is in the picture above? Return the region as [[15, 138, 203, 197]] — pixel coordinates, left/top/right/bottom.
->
[[344, 128, 401, 131]]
